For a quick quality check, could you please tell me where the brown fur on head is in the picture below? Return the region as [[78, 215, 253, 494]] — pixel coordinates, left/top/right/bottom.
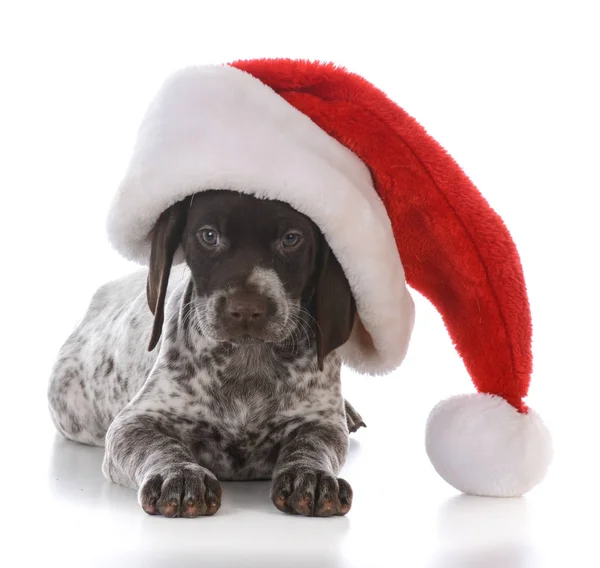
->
[[145, 190, 356, 368], [313, 239, 356, 370], [146, 197, 190, 351]]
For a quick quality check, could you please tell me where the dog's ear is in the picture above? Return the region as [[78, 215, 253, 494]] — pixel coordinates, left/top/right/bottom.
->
[[146, 199, 189, 351], [314, 239, 356, 371]]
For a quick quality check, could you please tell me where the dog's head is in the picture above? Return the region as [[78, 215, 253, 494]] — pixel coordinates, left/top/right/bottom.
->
[[146, 190, 355, 369]]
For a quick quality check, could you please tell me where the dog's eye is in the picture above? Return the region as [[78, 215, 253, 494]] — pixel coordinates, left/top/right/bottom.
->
[[281, 231, 303, 249], [198, 228, 220, 247]]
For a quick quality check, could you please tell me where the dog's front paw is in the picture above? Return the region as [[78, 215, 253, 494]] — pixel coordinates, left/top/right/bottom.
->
[[139, 463, 222, 518], [271, 469, 352, 517]]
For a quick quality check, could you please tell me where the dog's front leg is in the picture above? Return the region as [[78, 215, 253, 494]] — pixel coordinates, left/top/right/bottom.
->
[[270, 422, 352, 517], [102, 412, 221, 517]]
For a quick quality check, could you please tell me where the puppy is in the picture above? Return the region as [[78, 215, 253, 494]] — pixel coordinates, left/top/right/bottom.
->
[[48, 190, 365, 517]]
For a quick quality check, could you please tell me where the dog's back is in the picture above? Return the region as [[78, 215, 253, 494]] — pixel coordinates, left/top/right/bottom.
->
[[47, 267, 187, 445]]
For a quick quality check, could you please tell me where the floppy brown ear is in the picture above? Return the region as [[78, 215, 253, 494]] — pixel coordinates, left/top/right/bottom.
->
[[315, 240, 356, 371], [146, 199, 189, 351]]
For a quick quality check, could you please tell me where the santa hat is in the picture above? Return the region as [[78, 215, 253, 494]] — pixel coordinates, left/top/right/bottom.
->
[[107, 58, 552, 497]]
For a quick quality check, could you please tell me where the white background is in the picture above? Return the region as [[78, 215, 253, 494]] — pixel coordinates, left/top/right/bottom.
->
[[1, 1, 598, 567]]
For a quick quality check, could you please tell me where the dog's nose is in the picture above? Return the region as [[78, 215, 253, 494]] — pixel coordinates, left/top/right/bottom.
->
[[225, 293, 268, 326]]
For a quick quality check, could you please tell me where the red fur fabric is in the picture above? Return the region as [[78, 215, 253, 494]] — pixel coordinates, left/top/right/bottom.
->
[[232, 58, 531, 413]]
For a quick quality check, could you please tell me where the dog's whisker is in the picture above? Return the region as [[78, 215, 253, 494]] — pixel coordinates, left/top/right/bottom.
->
[[298, 307, 323, 337], [285, 312, 313, 352]]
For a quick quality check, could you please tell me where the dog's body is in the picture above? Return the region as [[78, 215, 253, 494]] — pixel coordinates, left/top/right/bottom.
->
[[48, 191, 363, 518], [49, 266, 352, 480]]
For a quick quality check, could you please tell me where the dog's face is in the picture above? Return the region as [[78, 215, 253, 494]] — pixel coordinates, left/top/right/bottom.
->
[[146, 190, 356, 369], [182, 191, 320, 344]]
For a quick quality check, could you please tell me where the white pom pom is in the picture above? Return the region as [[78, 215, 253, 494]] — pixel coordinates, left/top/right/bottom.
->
[[425, 393, 552, 497]]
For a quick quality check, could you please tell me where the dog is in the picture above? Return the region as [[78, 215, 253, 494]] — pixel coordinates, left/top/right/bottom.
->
[[48, 190, 366, 518]]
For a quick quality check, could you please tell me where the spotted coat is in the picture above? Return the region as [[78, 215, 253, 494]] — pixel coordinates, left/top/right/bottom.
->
[[48, 265, 364, 517]]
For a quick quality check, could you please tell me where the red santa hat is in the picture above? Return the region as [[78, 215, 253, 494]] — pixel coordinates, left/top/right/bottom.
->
[[107, 58, 552, 497]]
